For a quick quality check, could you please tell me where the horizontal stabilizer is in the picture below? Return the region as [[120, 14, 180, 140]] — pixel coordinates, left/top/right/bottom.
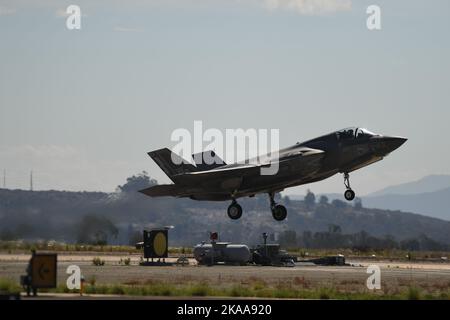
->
[[139, 184, 184, 197]]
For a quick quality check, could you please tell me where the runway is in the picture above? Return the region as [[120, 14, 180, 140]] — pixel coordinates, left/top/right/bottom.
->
[[1, 253, 449, 295]]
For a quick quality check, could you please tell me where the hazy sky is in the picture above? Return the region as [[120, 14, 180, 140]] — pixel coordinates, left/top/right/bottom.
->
[[1, 0, 449, 196]]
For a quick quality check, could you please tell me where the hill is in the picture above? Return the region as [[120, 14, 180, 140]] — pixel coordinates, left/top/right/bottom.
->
[[289, 174, 450, 221], [362, 187, 450, 221], [1, 173, 450, 249], [369, 174, 450, 196]]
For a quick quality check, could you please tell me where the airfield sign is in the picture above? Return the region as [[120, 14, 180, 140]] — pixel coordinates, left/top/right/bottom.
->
[[143, 229, 168, 259], [30, 253, 57, 288]]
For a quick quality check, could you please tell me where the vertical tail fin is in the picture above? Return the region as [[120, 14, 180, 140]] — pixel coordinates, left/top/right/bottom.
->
[[148, 148, 197, 182], [191, 150, 226, 171]]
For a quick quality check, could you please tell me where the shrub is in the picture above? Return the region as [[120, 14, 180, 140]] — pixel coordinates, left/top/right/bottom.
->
[[190, 283, 210, 296], [0, 278, 21, 294], [88, 276, 96, 286], [406, 287, 421, 300], [92, 257, 105, 266]]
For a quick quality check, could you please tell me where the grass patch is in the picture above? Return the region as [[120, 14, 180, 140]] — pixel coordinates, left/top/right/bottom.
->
[[287, 248, 450, 261], [73, 283, 448, 300], [405, 286, 422, 300], [189, 283, 212, 296], [3, 276, 448, 300], [39, 278, 450, 300], [0, 278, 21, 294], [0, 241, 194, 255], [229, 285, 254, 297]]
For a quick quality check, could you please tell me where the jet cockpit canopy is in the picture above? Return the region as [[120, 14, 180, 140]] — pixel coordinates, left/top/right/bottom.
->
[[337, 127, 377, 140]]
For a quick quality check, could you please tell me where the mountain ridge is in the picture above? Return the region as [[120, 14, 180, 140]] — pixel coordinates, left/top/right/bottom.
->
[[287, 174, 450, 221], [1, 187, 449, 247], [368, 174, 450, 196]]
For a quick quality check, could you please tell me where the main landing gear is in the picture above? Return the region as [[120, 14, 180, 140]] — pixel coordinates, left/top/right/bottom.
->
[[343, 172, 355, 201], [226, 192, 288, 221], [227, 200, 242, 220], [269, 192, 287, 221]]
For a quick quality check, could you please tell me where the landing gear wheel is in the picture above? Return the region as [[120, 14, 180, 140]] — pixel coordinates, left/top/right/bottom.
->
[[271, 204, 287, 221], [268, 192, 288, 221], [344, 189, 355, 201], [343, 172, 355, 201], [227, 202, 242, 220]]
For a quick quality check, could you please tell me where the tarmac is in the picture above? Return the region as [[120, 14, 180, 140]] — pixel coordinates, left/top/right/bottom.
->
[[1, 253, 449, 299]]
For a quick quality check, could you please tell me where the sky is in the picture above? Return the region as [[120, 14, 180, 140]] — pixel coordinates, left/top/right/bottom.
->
[[0, 0, 449, 196]]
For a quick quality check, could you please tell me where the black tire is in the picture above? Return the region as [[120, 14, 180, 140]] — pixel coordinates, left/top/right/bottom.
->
[[227, 203, 243, 220], [272, 204, 287, 221], [344, 189, 355, 201]]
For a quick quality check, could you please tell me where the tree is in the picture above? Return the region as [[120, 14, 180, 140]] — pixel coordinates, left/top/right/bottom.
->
[[319, 195, 329, 205], [332, 199, 346, 209], [76, 214, 119, 245], [117, 171, 157, 193], [354, 197, 363, 210], [400, 238, 420, 251], [283, 195, 291, 206], [128, 230, 143, 246], [304, 190, 316, 209], [328, 224, 342, 234], [301, 231, 313, 247], [0, 228, 16, 241], [279, 230, 297, 247]]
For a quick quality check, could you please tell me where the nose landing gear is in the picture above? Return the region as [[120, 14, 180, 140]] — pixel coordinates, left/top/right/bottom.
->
[[343, 172, 355, 201]]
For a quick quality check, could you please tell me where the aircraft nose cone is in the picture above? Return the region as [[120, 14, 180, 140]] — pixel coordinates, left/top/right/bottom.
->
[[373, 136, 407, 155], [385, 136, 408, 151]]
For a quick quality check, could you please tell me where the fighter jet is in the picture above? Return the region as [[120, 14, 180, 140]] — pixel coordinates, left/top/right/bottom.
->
[[140, 127, 407, 221]]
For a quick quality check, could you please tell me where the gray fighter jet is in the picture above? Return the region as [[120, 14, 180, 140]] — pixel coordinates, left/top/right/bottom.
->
[[140, 127, 407, 221]]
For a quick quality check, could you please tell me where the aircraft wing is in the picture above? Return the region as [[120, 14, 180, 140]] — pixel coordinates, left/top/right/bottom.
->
[[140, 147, 325, 199], [177, 147, 324, 180], [177, 163, 268, 179]]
